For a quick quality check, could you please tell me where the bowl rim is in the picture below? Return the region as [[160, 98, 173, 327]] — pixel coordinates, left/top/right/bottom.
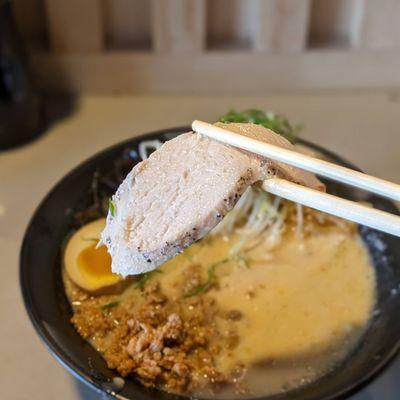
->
[[20, 126, 400, 400]]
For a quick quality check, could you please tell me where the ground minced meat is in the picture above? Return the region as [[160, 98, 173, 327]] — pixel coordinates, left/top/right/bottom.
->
[[68, 275, 241, 394]]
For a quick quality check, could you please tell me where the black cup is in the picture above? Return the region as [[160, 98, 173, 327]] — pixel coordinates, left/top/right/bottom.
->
[[0, 0, 42, 150]]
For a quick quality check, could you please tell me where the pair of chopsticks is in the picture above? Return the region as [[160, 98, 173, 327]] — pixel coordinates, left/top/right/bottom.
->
[[192, 120, 400, 237]]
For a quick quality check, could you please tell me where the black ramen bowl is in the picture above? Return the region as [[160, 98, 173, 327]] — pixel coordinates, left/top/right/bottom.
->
[[20, 127, 400, 400]]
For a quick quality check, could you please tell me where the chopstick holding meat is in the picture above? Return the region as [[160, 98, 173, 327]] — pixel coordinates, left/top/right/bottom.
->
[[101, 123, 324, 276]]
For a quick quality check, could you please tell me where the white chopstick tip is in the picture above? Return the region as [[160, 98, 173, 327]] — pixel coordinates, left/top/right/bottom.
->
[[192, 120, 203, 131], [192, 120, 213, 137]]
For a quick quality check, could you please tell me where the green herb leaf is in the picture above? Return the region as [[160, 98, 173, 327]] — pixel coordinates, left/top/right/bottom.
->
[[81, 236, 100, 243], [183, 257, 230, 298], [99, 301, 120, 315], [236, 255, 250, 269], [218, 108, 301, 143], [108, 198, 116, 217], [134, 270, 163, 290]]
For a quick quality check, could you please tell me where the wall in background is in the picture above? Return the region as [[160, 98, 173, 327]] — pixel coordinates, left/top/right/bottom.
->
[[11, 0, 400, 94]]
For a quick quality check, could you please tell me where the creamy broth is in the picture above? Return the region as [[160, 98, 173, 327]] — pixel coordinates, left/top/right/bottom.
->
[[64, 205, 375, 398], [148, 232, 375, 397]]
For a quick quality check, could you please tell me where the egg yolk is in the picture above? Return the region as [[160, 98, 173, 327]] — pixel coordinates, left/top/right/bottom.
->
[[77, 243, 116, 279]]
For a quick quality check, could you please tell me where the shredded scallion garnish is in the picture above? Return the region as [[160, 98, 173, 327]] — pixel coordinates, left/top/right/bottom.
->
[[212, 187, 287, 255], [108, 198, 116, 217], [134, 270, 163, 290], [99, 301, 120, 315], [183, 257, 231, 298], [81, 236, 100, 243]]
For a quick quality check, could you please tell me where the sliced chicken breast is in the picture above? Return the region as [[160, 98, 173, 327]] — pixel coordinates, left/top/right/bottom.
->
[[101, 123, 324, 276]]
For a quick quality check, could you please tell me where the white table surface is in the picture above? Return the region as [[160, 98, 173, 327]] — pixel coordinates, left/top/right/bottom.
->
[[1, 93, 399, 400]]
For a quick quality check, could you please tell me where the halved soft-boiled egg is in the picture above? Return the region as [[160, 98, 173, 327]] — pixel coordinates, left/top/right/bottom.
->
[[64, 218, 124, 293]]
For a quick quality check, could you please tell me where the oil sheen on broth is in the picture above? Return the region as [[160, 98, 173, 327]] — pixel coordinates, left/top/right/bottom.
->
[[64, 214, 375, 398], [155, 231, 375, 398]]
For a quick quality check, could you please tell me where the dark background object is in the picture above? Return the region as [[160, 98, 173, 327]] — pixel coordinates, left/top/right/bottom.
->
[[20, 128, 400, 400], [0, 0, 42, 150]]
